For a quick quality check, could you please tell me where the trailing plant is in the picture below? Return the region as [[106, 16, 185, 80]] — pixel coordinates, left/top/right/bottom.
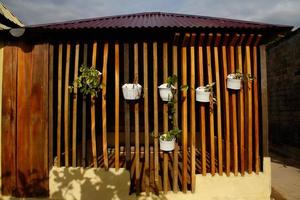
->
[[228, 71, 244, 80], [160, 75, 188, 141], [69, 65, 102, 97]]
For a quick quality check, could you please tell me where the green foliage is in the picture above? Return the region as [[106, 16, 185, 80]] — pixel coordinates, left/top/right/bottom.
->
[[69, 65, 102, 97], [159, 75, 188, 141], [203, 82, 215, 92]]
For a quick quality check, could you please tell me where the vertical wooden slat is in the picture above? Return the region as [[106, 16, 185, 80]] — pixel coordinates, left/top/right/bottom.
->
[[16, 43, 32, 196], [134, 42, 140, 194], [72, 42, 79, 167], [253, 35, 262, 173], [229, 34, 239, 176], [181, 33, 190, 193], [153, 41, 159, 183], [124, 43, 131, 169], [206, 33, 215, 176], [91, 41, 98, 167], [198, 33, 206, 176], [57, 43, 63, 167], [143, 41, 150, 194], [214, 34, 223, 175], [64, 43, 71, 167], [260, 45, 269, 158], [246, 35, 254, 174], [82, 43, 88, 167], [102, 42, 109, 170], [48, 44, 54, 168], [172, 33, 180, 192], [115, 41, 120, 171], [237, 35, 246, 175], [163, 42, 169, 193], [222, 34, 231, 176], [2, 45, 17, 195], [190, 33, 196, 192]]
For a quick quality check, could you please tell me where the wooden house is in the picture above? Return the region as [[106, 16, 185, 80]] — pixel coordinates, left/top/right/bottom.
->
[[0, 12, 292, 199]]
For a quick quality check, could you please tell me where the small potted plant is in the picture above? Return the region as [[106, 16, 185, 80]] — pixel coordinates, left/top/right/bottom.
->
[[122, 83, 142, 100], [158, 75, 177, 101], [69, 65, 102, 97], [158, 75, 187, 151], [196, 82, 215, 102], [227, 72, 243, 90]]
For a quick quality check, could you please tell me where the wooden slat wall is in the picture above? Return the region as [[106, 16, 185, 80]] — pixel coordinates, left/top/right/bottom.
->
[[172, 33, 179, 193], [206, 33, 216, 176], [163, 42, 169, 193], [181, 33, 189, 193], [2, 45, 17, 195], [0, 33, 266, 196], [189, 33, 196, 192]]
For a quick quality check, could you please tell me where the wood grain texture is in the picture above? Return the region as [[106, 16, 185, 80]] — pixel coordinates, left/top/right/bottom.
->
[[153, 41, 159, 182], [181, 33, 190, 192], [245, 35, 254, 174], [253, 35, 262, 173], [134, 42, 140, 194], [206, 33, 215, 176], [91, 41, 98, 167], [82, 43, 88, 167], [190, 33, 196, 192], [124, 43, 131, 169], [72, 42, 80, 167], [237, 35, 245, 175], [115, 42, 120, 171], [64, 43, 71, 167], [172, 33, 179, 192], [57, 43, 63, 167], [143, 41, 150, 194], [229, 34, 239, 176], [2, 45, 17, 195], [48, 44, 54, 168], [163, 42, 169, 193], [102, 42, 109, 170], [221, 34, 230, 176], [213, 34, 223, 175], [198, 33, 206, 176]]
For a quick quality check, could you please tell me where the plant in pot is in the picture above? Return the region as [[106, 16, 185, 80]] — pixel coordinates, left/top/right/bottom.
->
[[122, 77, 142, 100], [69, 65, 102, 97], [158, 74, 177, 101], [227, 71, 243, 90], [196, 82, 215, 102], [158, 75, 188, 151]]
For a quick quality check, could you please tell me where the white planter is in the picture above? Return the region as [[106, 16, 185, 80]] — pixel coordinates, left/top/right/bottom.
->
[[122, 83, 142, 100], [227, 74, 242, 90], [196, 87, 210, 102], [158, 83, 176, 102], [159, 135, 175, 151]]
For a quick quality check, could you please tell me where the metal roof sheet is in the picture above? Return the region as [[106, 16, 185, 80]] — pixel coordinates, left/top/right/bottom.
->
[[28, 12, 292, 31]]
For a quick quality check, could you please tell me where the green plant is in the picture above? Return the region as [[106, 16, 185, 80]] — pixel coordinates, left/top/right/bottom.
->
[[160, 75, 188, 141], [203, 82, 215, 92], [228, 71, 244, 80], [69, 65, 102, 97]]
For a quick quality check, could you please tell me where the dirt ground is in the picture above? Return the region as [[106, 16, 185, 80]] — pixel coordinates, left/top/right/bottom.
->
[[270, 144, 300, 200]]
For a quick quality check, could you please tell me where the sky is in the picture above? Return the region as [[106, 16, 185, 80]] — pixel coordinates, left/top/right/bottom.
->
[[2, 0, 300, 28]]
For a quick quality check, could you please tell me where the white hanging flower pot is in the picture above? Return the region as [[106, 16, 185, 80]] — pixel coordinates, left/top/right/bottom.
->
[[159, 134, 175, 151], [196, 86, 210, 102], [158, 83, 176, 102], [227, 74, 242, 90], [122, 83, 142, 100]]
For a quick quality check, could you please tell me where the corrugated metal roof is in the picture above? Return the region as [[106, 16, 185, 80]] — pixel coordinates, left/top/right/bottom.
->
[[29, 12, 292, 31]]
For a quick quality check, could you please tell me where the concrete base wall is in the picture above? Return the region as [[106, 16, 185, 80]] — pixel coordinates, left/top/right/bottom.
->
[[0, 157, 271, 200]]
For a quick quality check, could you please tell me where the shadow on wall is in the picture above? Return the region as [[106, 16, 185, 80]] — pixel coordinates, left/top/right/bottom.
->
[[50, 167, 167, 200]]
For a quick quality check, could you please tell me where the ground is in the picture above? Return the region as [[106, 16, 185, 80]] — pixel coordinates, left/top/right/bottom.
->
[[270, 145, 300, 200]]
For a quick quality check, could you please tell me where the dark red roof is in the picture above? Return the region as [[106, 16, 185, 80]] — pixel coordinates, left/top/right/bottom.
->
[[29, 12, 292, 31]]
